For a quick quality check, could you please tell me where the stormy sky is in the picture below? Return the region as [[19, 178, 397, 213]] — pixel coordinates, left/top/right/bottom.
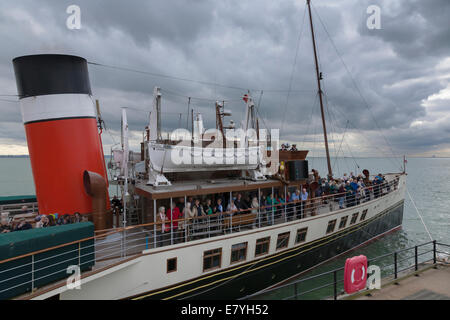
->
[[0, 0, 449, 161]]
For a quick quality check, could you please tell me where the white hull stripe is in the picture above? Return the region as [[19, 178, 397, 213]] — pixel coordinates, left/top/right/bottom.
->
[[20, 94, 97, 124]]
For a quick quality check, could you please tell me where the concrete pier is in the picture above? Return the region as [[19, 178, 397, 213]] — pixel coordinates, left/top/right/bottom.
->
[[348, 264, 450, 300]]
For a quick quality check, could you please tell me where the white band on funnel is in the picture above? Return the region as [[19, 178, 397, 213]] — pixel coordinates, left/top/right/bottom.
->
[[20, 93, 97, 124]]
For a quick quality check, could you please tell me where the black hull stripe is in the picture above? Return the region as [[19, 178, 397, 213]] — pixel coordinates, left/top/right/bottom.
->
[[132, 199, 404, 300], [24, 116, 97, 125]]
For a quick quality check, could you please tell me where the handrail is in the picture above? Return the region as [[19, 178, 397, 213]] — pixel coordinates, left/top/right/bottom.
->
[[242, 240, 447, 300]]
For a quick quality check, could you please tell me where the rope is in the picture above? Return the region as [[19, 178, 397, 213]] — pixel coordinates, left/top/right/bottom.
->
[[406, 188, 433, 242]]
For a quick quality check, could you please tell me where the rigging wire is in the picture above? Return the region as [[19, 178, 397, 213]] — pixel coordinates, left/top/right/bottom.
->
[[280, 3, 307, 138], [323, 91, 403, 171], [300, 92, 319, 150], [323, 90, 340, 169], [160, 88, 241, 103], [311, 3, 403, 169], [88, 61, 316, 94], [0, 98, 18, 103], [406, 188, 433, 241]]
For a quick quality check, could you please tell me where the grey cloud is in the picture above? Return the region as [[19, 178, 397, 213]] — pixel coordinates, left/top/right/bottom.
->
[[0, 0, 448, 157]]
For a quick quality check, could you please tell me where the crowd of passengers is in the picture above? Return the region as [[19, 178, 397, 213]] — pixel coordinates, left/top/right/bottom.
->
[[1, 172, 392, 236], [150, 171, 393, 245], [314, 171, 390, 209], [0, 205, 89, 234]]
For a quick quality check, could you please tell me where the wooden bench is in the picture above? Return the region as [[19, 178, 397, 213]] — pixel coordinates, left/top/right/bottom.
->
[[223, 212, 257, 230]]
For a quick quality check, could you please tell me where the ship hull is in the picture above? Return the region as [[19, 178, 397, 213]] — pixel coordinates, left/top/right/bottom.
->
[[133, 199, 404, 300]]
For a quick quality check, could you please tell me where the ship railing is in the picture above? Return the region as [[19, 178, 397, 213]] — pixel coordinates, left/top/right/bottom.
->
[[122, 176, 400, 248], [0, 202, 39, 215], [178, 177, 400, 240], [0, 224, 165, 299], [241, 240, 450, 300], [0, 177, 400, 298]]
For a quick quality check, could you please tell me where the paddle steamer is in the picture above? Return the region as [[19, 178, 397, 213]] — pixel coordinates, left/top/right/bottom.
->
[[0, 0, 406, 300]]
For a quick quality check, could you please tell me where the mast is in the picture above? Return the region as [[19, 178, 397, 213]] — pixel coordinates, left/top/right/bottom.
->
[[307, 0, 333, 179]]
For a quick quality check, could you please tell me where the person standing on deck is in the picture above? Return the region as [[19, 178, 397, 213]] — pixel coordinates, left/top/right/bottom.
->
[[204, 199, 213, 215], [214, 198, 223, 214], [156, 206, 170, 247], [227, 200, 238, 212], [338, 181, 345, 209], [234, 193, 248, 214], [250, 197, 259, 228], [265, 193, 279, 224], [290, 189, 300, 220], [192, 199, 204, 216], [168, 202, 181, 244], [300, 188, 308, 218]]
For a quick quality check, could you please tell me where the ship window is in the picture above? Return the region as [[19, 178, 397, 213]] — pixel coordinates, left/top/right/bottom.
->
[[360, 209, 368, 221], [230, 242, 248, 264], [255, 237, 270, 257], [326, 219, 337, 234], [350, 212, 359, 225], [167, 257, 177, 273], [295, 228, 308, 244], [276, 232, 290, 250], [203, 248, 222, 272], [339, 216, 348, 229]]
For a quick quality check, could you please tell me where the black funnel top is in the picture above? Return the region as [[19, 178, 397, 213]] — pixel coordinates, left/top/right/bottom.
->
[[13, 54, 92, 99]]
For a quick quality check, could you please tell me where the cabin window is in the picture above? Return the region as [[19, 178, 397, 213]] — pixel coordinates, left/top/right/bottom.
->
[[326, 219, 337, 234], [203, 248, 222, 272], [230, 242, 248, 264], [360, 209, 368, 221], [167, 257, 177, 273], [295, 228, 308, 244], [338, 216, 348, 229], [255, 237, 270, 257], [350, 212, 359, 225], [276, 232, 290, 250]]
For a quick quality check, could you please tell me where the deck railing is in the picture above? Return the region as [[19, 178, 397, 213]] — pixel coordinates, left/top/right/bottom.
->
[[0, 202, 39, 215], [144, 176, 400, 248], [0, 176, 401, 299]]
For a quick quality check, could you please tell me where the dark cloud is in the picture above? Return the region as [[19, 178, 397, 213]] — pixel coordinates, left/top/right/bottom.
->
[[0, 0, 448, 157]]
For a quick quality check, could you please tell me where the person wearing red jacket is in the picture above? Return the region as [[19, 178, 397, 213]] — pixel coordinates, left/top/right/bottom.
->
[[167, 202, 181, 244]]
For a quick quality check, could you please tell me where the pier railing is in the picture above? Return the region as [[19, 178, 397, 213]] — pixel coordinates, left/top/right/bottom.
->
[[241, 240, 450, 300]]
